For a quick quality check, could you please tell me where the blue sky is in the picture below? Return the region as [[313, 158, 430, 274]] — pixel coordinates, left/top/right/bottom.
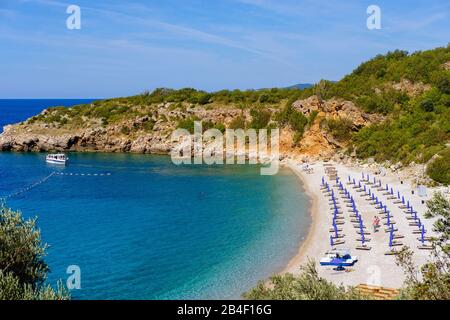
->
[[0, 0, 449, 98]]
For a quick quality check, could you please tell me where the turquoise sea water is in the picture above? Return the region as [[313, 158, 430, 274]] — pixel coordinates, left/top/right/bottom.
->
[[0, 100, 311, 300]]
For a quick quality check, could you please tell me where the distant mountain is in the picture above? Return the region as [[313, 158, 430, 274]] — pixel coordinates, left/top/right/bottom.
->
[[286, 83, 314, 89]]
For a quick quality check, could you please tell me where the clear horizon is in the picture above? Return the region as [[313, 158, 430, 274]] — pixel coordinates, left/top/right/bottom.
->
[[1, 0, 449, 98]]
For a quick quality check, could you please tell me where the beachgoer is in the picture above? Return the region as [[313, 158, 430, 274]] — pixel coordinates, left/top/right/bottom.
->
[[373, 216, 379, 232]]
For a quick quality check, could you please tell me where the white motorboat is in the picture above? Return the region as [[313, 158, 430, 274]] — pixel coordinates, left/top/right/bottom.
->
[[46, 154, 68, 165]]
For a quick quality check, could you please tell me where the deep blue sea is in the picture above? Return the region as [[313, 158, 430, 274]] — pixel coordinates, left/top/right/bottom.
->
[[0, 100, 311, 300]]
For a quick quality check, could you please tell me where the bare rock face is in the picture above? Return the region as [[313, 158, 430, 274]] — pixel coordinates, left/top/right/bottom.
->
[[292, 95, 381, 129], [442, 61, 450, 70], [390, 79, 431, 97]]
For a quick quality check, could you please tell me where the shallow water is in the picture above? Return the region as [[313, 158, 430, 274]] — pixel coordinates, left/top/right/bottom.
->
[[0, 99, 311, 299]]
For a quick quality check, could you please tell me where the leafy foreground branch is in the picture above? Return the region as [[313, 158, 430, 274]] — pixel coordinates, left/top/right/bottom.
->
[[244, 193, 450, 300], [0, 205, 70, 300], [243, 260, 368, 300]]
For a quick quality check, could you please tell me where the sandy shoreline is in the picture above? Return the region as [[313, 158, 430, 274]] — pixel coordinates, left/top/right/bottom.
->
[[282, 159, 445, 288]]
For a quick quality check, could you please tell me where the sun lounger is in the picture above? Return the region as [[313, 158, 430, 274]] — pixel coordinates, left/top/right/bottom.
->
[[384, 249, 398, 255], [418, 245, 433, 250], [353, 224, 366, 229], [356, 230, 371, 235], [385, 227, 398, 232], [356, 245, 372, 250], [393, 234, 404, 239], [334, 221, 345, 225], [333, 239, 345, 245], [329, 228, 343, 233], [391, 241, 403, 246], [356, 238, 371, 242]]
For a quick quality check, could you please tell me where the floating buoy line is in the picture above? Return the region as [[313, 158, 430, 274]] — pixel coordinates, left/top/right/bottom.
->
[[0, 171, 112, 201]]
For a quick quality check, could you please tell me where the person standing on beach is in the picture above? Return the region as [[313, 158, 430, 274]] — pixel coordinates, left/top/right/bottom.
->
[[373, 216, 380, 232]]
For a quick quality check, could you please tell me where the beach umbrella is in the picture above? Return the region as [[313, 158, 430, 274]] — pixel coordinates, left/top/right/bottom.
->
[[397, 191, 401, 199], [368, 189, 371, 196], [364, 185, 367, 192], [330, 235, 334, 246], [389, 225, 394, 247], [373, 177, 376, 184], [348, 175, 351, 182], [367, 174, 370, 181], [360, 229, 365, 245], [362, 172, 364, 179], [334, 224, 339, 238], [372, 194, 375, 201], [384, 205, 387, 213], [353, 178, 356, 185], [402, 196, 405, 204], [414, 211, 418, 221], [421, 225, 426, 245], [387, 211, 391, 225], [322, 177, 325, 185], [386, 184, 389, 191], [417, 218, 421, 228], [390, 187, 394, 195], [358, 181, 361, 188], [407, 201, 410, 209], [376, 197, 379, 204]]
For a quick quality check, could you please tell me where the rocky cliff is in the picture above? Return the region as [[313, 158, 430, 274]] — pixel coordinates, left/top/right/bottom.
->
[[0, 96, 380, 160]]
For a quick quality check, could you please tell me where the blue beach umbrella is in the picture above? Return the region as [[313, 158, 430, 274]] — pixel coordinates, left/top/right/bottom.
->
[[387, 211, 391, 225], [364, 185, 367, 192], [390, 187, 394, 195], [353, 178, 356, 185], [407, 201, 410, 209], [397, 191, 401, 199], [361, 229, 365, 245], [386, 184, 389, 191], [348, 175, 351, 182], [369, 189, 371, 196], [334, 224, 339, 238], [367, 174, 370, 181], [322, 177, 325, 185], [362, 172, 364, 179], [389, 226, 394, 247], [402, 196, 405, 204], [384, 205, 387, 213], [373, 177, 376, 184], [330, 235, 334, 246], [421, 225, 426, 245]]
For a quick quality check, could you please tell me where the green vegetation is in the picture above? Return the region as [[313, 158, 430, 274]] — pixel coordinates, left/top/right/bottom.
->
[[276, 104, 308, 136], [320, 117, 353, 143], [426, 149, 450, 185], [0, 205, 70, 300], [395, 192, 449, 300], [249, 108, 272, 129]]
